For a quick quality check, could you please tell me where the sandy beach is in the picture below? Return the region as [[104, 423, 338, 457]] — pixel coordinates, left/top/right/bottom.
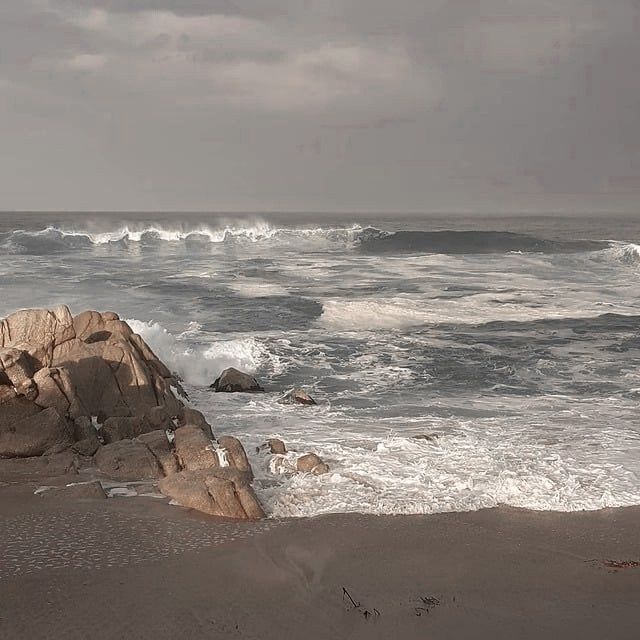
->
[[1, 483, 639, 640]]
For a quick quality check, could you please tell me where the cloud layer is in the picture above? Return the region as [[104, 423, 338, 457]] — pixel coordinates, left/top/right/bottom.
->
[[2, 0, 639, 211]]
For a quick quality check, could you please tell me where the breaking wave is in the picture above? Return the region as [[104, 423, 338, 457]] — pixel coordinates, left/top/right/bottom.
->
[[0, 222, 365, 253], [126, 318, 284, 386]]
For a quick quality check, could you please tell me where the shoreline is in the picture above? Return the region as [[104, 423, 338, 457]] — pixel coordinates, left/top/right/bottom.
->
[[2, 484, 639, 639]]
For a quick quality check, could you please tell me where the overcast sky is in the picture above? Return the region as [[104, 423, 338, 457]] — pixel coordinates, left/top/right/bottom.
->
[[1, 1, 639, 213]]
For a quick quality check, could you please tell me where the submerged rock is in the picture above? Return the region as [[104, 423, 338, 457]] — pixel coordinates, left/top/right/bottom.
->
[[278, 388, 317, 406], [210, 367, 264, 393], [296, 453, 329, 475], [267, 438, 287, 454]]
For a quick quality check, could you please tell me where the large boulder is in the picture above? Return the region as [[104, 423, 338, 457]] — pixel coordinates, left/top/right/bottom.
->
[[0, 306, 184, 424], [173, 425, 219, 471], [94, 440, 162, 481], [158, 468, 265, 520], [0, 406, 74, 457], [210, 368, 264, 393]]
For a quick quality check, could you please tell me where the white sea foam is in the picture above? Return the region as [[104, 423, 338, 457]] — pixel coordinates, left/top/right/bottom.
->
[[5, 221, 365, 248], [126, 318, 283, 385], [228, 279, 290, 298], [603, 241, 640, 265], [319, 290, 640, 330]]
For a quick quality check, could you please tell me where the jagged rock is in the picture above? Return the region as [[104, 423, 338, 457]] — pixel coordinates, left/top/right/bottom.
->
[[0, 450, 78, 479], [158, 468, 265, 520], [0, 306, 75, 367], [136, 430, 179, 476], [0, 347, 35, 387], [0, 306, 184, 427], [218, 435, 253, 480], [94, 439, 162, 481], [71, 416, 100, 456], [267, 438, 286, 454], [296, 453, 329, 475], [210, 367, 264, 393], [32, 367, 87, 419], [173, 425, 219, 471], [38, 480, 107, 500], [177, 407, 212, 433], [278, 388, 317, 406], [0, 406, 74, 457]]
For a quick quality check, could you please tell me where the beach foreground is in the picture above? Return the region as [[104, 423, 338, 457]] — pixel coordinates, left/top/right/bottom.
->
[[1, 485, 639, 640]]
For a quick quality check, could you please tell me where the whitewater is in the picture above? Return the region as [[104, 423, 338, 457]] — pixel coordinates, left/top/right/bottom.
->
[[1, 212, 640, 517]]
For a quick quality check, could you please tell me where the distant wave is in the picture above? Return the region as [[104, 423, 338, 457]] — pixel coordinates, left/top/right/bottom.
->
[[0, 222, 364, 253], [356, 230, 609, 255], [1, 223, 635, 260]]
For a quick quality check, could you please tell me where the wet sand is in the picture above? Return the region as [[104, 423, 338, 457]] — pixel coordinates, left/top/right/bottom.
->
[[1, 484, 639, 639]]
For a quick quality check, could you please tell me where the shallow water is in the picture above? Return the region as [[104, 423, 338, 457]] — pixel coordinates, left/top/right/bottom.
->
[[1, 212, 639, 516]]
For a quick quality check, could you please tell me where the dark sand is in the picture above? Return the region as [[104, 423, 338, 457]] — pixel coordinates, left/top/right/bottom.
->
[[1, 483, 639, 639]]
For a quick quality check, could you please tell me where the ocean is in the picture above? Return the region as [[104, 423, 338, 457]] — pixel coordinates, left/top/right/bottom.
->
[[1, 212, 639, 517]]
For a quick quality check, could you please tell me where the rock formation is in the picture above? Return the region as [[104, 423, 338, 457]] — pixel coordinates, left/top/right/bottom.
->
[[0, 306, 264, 520]]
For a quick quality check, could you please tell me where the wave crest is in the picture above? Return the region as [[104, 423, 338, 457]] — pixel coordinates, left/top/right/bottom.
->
[[1, 221, 365, 253]]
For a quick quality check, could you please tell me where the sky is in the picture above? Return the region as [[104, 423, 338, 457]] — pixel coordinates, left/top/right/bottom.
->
[[1, 0, 639, 213]]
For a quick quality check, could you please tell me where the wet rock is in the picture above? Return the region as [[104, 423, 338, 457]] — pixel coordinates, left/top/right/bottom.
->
[[267, 438, 286, 454], [38, 480, 107, 500], [210, 367, 264, 393], [173, 425, 219, 471], [0, 406, 74, 458], [158, 467, 265, 520], [296, 453, 329, 475], [218, 435, 253, 479], [136, 429, 179, 476], [94, 439, 162, 481], [278, 388, 317, 406]]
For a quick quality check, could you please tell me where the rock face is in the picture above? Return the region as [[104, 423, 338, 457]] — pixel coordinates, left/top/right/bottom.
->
[[0, 306, 184, 457], [0, 306, 265, 520], [278, 388, 317, 406], [210, 368, 264, 393]]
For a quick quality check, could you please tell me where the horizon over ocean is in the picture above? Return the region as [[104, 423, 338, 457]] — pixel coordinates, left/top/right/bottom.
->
[[1, 211, 639, 517]]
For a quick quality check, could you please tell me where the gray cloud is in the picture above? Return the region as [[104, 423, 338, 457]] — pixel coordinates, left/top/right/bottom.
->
[[1, 0, 639, 212]]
